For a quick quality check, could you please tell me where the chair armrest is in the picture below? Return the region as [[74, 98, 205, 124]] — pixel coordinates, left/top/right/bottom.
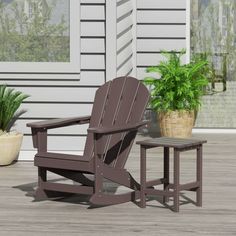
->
[[87, 120, 149, 135], [27, 116, 91, 130]]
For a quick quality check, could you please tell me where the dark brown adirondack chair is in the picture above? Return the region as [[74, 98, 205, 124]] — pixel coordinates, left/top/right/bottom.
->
[[27, 76, 149, 206]]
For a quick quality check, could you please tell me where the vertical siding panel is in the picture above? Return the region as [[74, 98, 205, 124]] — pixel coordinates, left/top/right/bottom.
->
[[106, 1, 117, 80], [116, 0, 135, 77]]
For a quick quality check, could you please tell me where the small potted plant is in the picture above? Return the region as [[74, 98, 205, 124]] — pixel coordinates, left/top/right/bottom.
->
[[0, 85, 29, 165], [144, 50, 209, 138]]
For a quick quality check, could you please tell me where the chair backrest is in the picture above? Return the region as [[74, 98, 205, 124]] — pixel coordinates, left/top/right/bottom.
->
[[84, 76, 149, 169]]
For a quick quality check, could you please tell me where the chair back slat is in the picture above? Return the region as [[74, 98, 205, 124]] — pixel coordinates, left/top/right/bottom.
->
[[83, 81, 111, 159]]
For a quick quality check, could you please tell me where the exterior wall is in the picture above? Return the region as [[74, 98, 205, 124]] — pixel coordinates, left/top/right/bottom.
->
[[1, 0, 137, 160], [0, 0, 191, 159], [136, 0, 187, 79], [0, 0, 106, 155], [136, 0, 187, 134]]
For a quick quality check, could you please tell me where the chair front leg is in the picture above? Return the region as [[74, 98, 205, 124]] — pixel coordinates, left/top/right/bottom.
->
[[93, 133, 104, 198], [35, 167, 48, 200], [33, 128, 48, 200]]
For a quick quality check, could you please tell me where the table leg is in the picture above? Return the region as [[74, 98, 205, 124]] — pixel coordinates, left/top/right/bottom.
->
[[173, 149, 180, 212], [140, 145, 146, 208], [163, 147, 170, 203], [196, 145, 203, 207]]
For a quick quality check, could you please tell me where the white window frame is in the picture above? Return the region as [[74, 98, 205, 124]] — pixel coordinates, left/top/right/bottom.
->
[[0, 0, 80, 75], [186, 0, 191, 64]]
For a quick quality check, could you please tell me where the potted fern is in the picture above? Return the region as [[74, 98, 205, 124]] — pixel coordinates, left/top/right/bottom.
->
[[144, 50, 209, 138], [0, 85, 29, 165]]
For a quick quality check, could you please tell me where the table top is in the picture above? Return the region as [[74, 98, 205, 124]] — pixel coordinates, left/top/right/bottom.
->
[[136, 137, 207, 149]]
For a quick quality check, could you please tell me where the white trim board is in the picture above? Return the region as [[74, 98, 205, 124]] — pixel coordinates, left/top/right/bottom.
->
[[185, 0, 191, 63], [132, 0, 137, 78], [193, 129, 236, 134], [18, 151, 83, 161]]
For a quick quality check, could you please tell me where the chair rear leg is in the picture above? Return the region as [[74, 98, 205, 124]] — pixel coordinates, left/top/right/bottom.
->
[[35, 167, 74, 201], [90, 134, 105, 204]]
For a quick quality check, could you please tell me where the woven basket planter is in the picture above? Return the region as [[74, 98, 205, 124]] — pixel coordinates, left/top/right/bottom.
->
[[158, 110, 195, 138], [0, 133, 23, 166]]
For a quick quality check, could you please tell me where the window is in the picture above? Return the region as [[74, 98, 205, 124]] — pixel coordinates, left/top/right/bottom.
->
[[189, 0, 236, 128], [0, 0, 80, 74]]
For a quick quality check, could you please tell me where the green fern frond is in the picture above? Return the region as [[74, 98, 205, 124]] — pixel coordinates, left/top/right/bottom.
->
[[0, 85, 29, 131], [143, 50, 210, 112]]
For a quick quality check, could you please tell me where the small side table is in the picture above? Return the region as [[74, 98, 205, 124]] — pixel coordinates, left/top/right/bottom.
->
[[137, 137, 207, 212]]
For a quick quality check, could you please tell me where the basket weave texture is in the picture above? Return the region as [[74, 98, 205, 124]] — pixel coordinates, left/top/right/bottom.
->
[[158, 110, 195, 138]]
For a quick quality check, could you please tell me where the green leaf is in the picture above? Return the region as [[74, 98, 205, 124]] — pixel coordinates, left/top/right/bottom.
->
[[0, 85, 29, 131]]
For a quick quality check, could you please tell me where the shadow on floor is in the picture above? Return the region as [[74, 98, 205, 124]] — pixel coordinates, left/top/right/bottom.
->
[[12, 178, 131, 209]]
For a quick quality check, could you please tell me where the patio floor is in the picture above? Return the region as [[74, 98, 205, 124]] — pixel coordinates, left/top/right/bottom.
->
[[0, 133, 236, 236]]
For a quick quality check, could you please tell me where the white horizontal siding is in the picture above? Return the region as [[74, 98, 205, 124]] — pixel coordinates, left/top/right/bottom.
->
[[137, 68, 152, 80], [22, 136, 87, 151], [18, 150, 84, 161], [136, 0, 187, 79], [1, 71, 105, 86], [137, 10, 186, 23], [137, 53, 186, 67], [21, 104, 93, 118], [137, 0, 186, 9], [15, 120, 88, 135], [137, 25, 186, 38], [11, 87, 97, 103], [81, 22, 105, 37], [137, 39, 186, 52], [81, 38, 105, 53], [76, 71, 105, 86], [81, 0, 105, 3], [81, 55, 105, 70], [81, 5, 105, 20]]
